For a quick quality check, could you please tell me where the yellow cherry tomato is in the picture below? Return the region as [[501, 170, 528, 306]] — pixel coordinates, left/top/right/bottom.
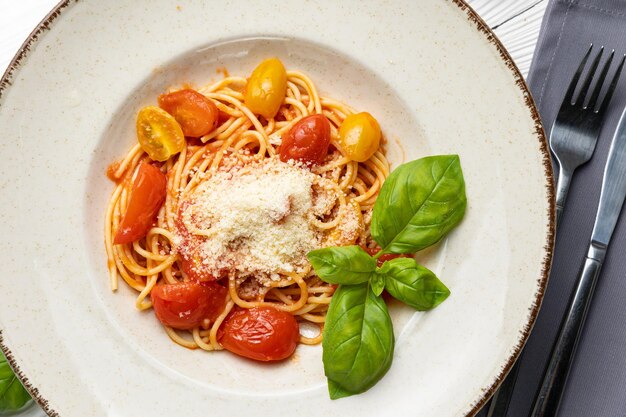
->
[[136, 106, 185, 162], [244, 58, 287, 120], [338, 112, 382, 162]]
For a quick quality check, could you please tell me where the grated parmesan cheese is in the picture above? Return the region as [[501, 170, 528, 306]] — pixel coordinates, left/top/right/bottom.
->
[[175, 156, 325, 286]]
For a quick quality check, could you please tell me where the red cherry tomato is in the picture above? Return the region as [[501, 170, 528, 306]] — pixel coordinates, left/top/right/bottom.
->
[[158, 89, 219, 137], [174, 201, 224, 282], [363, 247, 413, 267], [151, 282, 227, 330], [279, 114, 331, 165], [181, 256, 220, 282], [218, 307, 300, 361], [114, 163, 167, 244]]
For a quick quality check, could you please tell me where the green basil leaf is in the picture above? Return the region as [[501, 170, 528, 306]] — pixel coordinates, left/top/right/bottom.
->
[[371, 155, 466, 254], [0, 361, 13, 380], [322, 283, 394, 398], [328, 379, 354, 400], [0, 352, 31, 413], [370, 273, 385, 297], [307, 245, 376, 285], [379, 258, 450, 310]]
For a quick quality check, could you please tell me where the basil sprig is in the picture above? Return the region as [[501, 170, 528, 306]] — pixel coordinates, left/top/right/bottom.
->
[[379, 258, 450, 310], [0, 351, 32, 413], [372, 155, 466, 254], [307, 155, 466, 399], [323, 283, 394, 399], [307, 246, 376, 285]]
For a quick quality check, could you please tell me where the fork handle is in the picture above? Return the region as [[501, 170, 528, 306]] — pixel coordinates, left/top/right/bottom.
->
[[555, 168, 572, 227], [529, 249, 604, 417], [555, 205, 564, 228]]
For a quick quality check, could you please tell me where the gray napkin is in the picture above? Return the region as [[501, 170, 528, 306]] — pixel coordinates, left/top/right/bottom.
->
[[477, 1, 626, 416]]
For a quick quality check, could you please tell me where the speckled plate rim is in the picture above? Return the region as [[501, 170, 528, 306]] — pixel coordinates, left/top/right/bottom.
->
[[1, 4, 82, 415], [450, 3, 555, 416], [0, 1, 556, 416]]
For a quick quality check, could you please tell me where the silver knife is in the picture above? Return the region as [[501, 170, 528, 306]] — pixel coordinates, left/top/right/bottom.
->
[[530, 106, 626, 417]]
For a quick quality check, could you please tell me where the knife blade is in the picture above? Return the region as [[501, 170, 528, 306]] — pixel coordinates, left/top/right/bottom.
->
[[589, 108, 626, 257], [530, 106, 626, 417]]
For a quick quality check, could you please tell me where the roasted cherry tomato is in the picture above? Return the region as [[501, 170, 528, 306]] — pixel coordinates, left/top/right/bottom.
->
[[114, 163, 167, 244], [338, 112, 381, 162], [244, 58, 287, 120], [136, 106, 185, 161], [174, 201, 224, 281], [363, 247, 413, 267], [218, 307, 299, 361], [151, 282, 227, 330], [158, 89, 218, 138], [181, 255, 219, 282], [279, 114, 331, 164]]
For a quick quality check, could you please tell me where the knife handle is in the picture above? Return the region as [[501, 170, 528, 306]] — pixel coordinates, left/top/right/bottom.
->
[[529, 254, 603, 417]]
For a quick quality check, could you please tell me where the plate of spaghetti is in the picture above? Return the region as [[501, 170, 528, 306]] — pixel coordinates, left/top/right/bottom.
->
[[105, 61, 395, 353], [0, 1, 554, 417]]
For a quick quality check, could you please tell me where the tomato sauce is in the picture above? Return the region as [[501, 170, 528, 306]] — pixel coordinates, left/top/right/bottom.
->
[[216, 66, 230, 78], [106, 161, 122, 183]]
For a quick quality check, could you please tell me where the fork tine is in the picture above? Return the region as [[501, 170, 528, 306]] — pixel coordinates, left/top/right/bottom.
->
[[586, 50, 614, 110], [575, 46, 604, 106], [565, 44, 593, 104], [597, 54, 626, 114]]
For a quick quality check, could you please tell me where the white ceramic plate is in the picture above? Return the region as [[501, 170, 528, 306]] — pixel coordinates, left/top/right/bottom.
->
[[0, 1, 554, 416]]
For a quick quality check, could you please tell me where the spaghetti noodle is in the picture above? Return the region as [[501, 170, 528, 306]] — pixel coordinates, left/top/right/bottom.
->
[[105, 61, 390, 356]]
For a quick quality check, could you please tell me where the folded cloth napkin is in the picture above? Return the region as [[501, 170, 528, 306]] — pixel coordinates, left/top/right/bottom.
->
[[477, 1, 626, 416]]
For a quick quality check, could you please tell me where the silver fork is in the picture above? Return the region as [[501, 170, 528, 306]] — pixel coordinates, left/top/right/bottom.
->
[[551, 44, 625, 226], [485, 44, 625, 417]]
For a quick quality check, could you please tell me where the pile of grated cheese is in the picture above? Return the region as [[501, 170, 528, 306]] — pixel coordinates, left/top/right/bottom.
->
[[175, 156, 329, 286]]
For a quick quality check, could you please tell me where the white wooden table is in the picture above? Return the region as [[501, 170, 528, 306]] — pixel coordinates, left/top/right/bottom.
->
[[0, 0, 548, 415]]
